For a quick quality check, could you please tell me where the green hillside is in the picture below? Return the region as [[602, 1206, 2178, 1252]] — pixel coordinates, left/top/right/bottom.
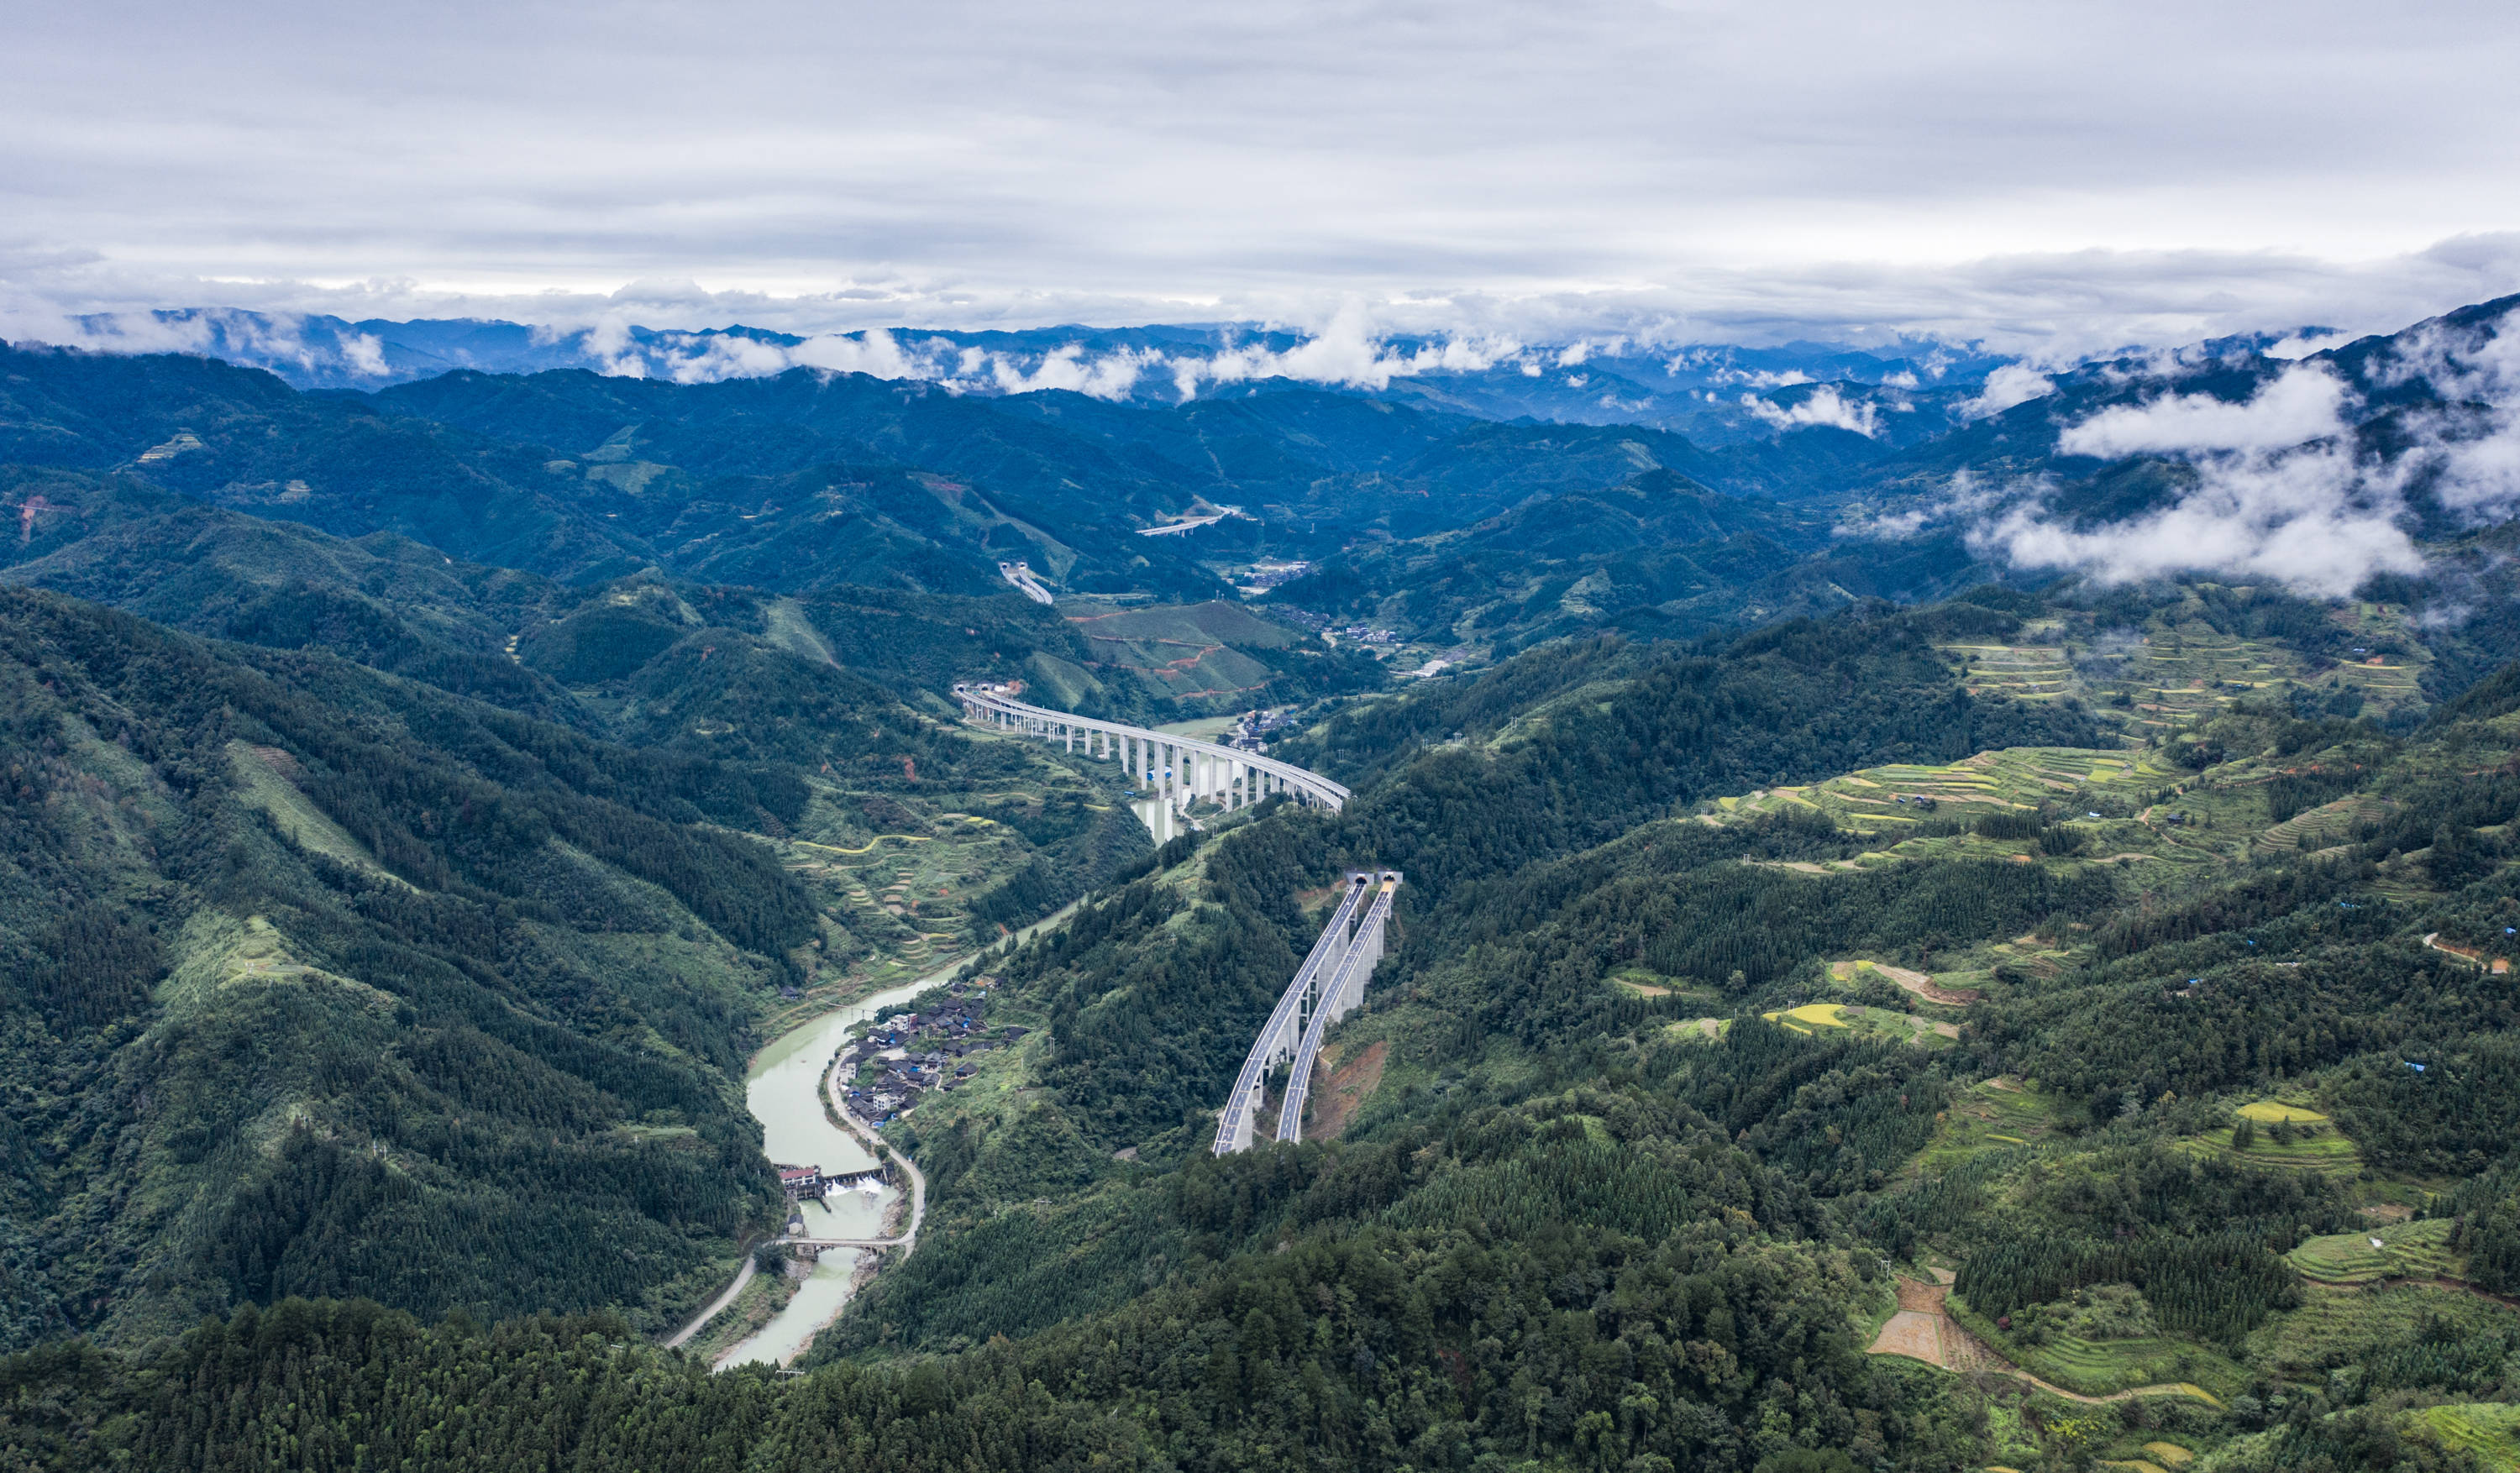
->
[[8, 304, 2520, 1472], [0, 587, 1143, 1347]]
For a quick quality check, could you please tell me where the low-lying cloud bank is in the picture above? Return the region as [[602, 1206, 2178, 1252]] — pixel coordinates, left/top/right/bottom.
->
[[628, 311, 1527, 397], [0, 301, 1543, 402], [1950, 310, 2520, 597]]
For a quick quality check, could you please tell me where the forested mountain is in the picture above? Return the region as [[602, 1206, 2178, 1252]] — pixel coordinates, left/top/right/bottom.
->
[[0, 590, 804, 1342], [4, 302, 2520, 1472], [0, 579, 1167, 1348]]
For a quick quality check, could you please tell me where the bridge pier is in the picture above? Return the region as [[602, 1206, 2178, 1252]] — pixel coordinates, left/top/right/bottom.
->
[[951, 684, 1350, 837], [1204, 869, 1402, 1155], [1272, 871, 1399, 1144]]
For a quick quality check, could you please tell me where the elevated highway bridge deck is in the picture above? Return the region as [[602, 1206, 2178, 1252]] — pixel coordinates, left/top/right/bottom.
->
[[948, 684, 1389, 1156]]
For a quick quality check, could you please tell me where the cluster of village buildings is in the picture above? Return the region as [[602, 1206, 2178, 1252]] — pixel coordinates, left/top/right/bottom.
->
[[1226, 707, 1299, 752], [1268, 606, 1399, 645], [835, 983, 1026, 1124]]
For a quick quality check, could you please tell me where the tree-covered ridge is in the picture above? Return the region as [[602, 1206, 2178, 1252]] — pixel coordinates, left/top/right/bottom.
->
[[798, 605, 2520, 1470], [0, 584, 1149, 1352], [1298, 606, 2101, 898], [6, 573, 2520, 1471], [0, 589, 808, 1344]]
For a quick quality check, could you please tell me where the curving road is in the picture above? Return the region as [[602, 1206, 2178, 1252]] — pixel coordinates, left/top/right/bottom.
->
[[816, 1050, 927, 1251], [1215, 876, 1370, 1154], [1275, 874, 1397, 1142], [666, 1255, 759, 1349]]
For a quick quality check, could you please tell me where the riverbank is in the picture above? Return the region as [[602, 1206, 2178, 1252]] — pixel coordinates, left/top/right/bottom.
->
[[680, 899, 1080, 1368]]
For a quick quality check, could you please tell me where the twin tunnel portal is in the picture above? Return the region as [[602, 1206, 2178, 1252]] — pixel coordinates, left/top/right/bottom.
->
[[953, 684, 1397, 1153]]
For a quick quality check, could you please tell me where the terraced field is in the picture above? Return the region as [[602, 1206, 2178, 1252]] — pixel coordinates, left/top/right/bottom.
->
[[1945, 642, 2078, 702], [2412, 1402, 2520, 1470], [1062, 600, 1299, 707], [2286, 1217, 2461, 1286], [2251, 1282, 2520, 1381], [1940, 626, 2299, 731], [2253, 792, 2392, 856], [1759, 1001, 1956, 1046], [2176, 1101, 2365, 1177], [1945, 1297, 2247, 1400], [1705, 747, 2174, 845], [1943, 600, 2433, 733], [1909, 1077, 2064, 1174], [2012, 1334, 2236, 1399]]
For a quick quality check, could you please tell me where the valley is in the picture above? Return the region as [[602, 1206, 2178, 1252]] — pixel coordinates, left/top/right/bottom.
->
[[0, 299, 2518, 1473]]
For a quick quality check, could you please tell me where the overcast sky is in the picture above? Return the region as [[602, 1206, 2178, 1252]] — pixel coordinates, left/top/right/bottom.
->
[[7, 0, 2520, 351]]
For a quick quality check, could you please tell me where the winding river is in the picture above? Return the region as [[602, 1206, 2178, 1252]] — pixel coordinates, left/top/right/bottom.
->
[[715, 902, 1080, 1369]]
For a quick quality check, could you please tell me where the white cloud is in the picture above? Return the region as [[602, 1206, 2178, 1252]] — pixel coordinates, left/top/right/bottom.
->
[[1961, 309, 2520, 595], [1956, 363, 2055, 419], [1971, 444, 2423, 598], [2265, 329, 2351, 359], [2058, 364, 2354, 456], [1741, 384, 1879, 437], [339, 332, 389, 377], [789, 327, 933, 380], [1172, 304, 1517, 397], [585, 315, 647, 378], [661, 333, 794, 384], [1840, 468, 2015, 538], [2370, 306, 2520, 519], [985, 343, 1155, 398]]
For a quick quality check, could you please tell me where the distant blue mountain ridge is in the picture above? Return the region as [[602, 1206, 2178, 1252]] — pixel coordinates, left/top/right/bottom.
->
[[39, 307, 2031, 445]]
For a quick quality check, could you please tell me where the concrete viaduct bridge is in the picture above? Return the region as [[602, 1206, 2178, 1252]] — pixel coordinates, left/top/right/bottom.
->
[[949, 684, 1391, 1153], [1215, 868, 1399, 1152], [952, 684, 1350, 837]]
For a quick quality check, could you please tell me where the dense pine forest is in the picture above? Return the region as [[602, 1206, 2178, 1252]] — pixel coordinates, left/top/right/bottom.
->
[[5, 312, 2520, 1471]]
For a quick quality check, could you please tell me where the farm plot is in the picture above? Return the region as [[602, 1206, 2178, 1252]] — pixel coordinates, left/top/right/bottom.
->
[[1760, 1002, 1956, 1046], [2412, 1402, 2520, 1470], [1909, 1077, 2066, 1174], [1830, 957, 1980, 1005], [2181, 1102, 2364, 1177], [2286, 1218, 2461, 1286], [2251, 1282, 2520, 1381], [1702, 747, 2172, 845]]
